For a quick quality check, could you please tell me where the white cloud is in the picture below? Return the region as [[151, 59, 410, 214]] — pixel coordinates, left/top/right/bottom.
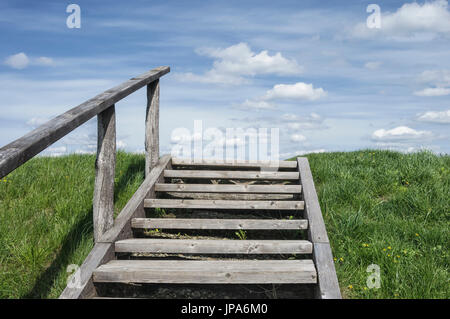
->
[[176, 42, 303, 84], [35, 56, 54, 66], [372, 142, 437, 153], [294, 149, 326, 156], [364, 61, 382, 70], [290, 133, 306, 142], [281, 112, 325, 131], [280, 149, 325, 159], [237, 83, 326, 112], [75, 149, 95, 155], [26, 117, 50, 128], [263, 82, 327, 101], [415, 69, 450, 96], [382, 0, 450, 34], [417, 109, 450, 123], [351, 0, 450, 39], [418, 69, 450, 87], [5, 52, 30, 69], [117, 140, 127, 149], [43, 146, 68, 157], [414, 87, 450, 96], [281, 113, 298, 121], [282, 112, 321, 122], [4, 52, 54, 69], [371, 126, 433, 141], [238, 99, 276, 110]]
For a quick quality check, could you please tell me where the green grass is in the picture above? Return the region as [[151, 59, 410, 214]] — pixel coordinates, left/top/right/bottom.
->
[[0, 149, 448, 298], [0, 151, 145, 298], [289, 149, 449, 299]]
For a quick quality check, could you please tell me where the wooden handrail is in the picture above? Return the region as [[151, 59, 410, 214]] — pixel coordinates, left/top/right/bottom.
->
[[0, 66, 170, 241], [0, 66, 169, 179]]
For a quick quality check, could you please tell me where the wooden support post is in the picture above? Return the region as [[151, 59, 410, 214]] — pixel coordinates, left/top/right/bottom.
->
[[93, 105, 116, 242], [145, 79, 159, 176]]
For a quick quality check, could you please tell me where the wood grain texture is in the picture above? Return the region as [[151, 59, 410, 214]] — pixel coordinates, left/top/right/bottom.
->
[[97, 154, 171, 243], [144, 199, 304, 210], [0, 66, 170, 178], [93, 105, 116, 242], [145, 79, 159, 176], [155, 183, 302, 194], [297, 157, 341, 299], [59, 243, 114, 299], [164, 170, 299, 180], [115, 239, 312, 254], [93, 259, 317, 284], [131, 218, 308, 230], [297, 157, 329, 243], [172, 158, 297, 168], [165, 192, 294, 200], [313, 243, 342, 299]]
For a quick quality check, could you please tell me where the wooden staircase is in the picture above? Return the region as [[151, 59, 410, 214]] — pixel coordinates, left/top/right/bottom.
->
[[0, 67, 340, 299], [60, 156, 340, 298]]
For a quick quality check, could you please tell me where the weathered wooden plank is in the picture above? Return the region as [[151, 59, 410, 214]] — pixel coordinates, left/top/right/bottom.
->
[[166, 192, 294, 200], [297, 157, 341, 299], [313, 243, 342, 299], [97, 154, 171, 243], [144, 199, 304, 210], [164, 170, 299, 180], [145, 79, 159, 176], [93, 105, 116, 242], [172, 158, 297, 169], [155, 183, 302, 194], [93, 260, 317, 284], [131, 218, 308, 230], [0, 66, 170, 178], [115, 239, 312, 254], [59, 243, 114, 299], [297, 157, 329, 243]]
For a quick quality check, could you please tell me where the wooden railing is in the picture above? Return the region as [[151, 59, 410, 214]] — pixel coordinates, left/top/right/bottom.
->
[[0, 66, 170, 242]]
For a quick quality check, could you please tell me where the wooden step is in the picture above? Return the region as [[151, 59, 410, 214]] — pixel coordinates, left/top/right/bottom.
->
[[144, 199, 304, 210], [172, 158, 297, 169], [164, 170, 299, 180], [132, 218, 308, 230], [164, 192, 294, 200], [155, 183, 302, 193], [93, 260, 317, 284], [115, 239, 312, 254]]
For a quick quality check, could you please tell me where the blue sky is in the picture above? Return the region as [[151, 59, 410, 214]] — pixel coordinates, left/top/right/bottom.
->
[[0, 0, 449, 158]]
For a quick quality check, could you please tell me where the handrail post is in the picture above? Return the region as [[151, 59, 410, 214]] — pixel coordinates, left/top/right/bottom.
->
[[145, 79, 160, 176], [93, 105, 116, 242]]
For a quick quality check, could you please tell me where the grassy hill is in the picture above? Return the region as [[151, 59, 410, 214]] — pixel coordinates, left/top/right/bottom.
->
[[0, 150, 448, 298]]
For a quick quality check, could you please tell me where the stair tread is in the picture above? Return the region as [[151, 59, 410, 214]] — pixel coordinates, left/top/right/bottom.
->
[[172, 158, 297, 168], [164, 169, 299, 180], [115, 238, 312, 254], [131, 218, 308, 230], [93, 259, 317, 284], [144, 199, 304, 210], [155, 183, 302, 193]]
